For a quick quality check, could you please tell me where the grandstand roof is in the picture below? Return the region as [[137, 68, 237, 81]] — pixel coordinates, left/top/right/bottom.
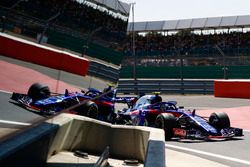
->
[[127, 15, 250, 32], [86, 0, 131, 16]]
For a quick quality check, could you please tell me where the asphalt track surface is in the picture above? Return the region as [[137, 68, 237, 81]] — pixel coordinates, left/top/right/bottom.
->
[[1, 55, 250, 166]]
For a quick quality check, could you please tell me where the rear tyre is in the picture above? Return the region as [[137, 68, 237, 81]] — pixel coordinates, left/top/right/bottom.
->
[[79, 101, 99, 119], [209, 112, 230, 130], [155, 113, 176, 140], [27, 83, 50, 101]]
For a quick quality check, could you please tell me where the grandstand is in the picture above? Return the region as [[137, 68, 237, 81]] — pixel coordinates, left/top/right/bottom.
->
[[0, 0, 130, 65], [121, 15, 250, 79], [1, 1, 250, 81]]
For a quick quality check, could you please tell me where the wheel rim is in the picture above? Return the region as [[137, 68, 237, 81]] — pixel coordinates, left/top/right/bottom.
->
[[210, 115, 218, 126], [155, 117, 164, 129]]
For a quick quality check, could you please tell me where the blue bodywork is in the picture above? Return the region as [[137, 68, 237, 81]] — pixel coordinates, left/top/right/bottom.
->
[[32, 92, 88, 113], [34, 93, 85, 106], [11, 87, 117, 119], [117, 95, 243, 139]]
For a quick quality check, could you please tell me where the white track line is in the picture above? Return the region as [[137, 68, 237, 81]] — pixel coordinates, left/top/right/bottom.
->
[[166, 144, 250, 165], [0, 90, 12, 94], [0, 120, 31, 126]]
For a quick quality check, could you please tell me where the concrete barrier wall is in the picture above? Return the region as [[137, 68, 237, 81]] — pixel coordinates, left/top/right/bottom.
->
[[46, 115, 74, 157], [110, 126, 150, 161], [0, 33, 89, 76], [145, 128, 166, 167], [48, 114, 150, 162], [214, 80, 250, 98], [0, 114, 166, 167], [0, 122, 59, 167], [48, 114, 166, 166]]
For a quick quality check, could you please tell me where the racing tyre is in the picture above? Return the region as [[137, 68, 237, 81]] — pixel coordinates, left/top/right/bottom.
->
[[107, 112, 117, 124], [80, 101, 99, 119], [27, 83, 51, 101], [209, 112, 230, 130], [155, 113, 176, 140]]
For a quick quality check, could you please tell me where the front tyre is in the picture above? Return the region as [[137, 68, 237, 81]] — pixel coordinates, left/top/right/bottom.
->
[[209, 112, 230, 130], [28, 83, 50, 101], [155, 113, 176, 140]]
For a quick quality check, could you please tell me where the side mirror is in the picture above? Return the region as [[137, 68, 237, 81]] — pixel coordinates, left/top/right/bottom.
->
[[192, 109, 196, 116], [64, 89, 69, 96]]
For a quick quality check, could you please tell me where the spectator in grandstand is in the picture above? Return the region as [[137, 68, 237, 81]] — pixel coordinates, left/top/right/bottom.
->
[[0, 0, 128, 45], [124, 31, 250, 56], [122, 30, 250, 66]]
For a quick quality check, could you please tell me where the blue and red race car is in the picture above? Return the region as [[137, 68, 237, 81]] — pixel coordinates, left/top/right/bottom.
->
[[115, 93, 243, 140], [10, 83, 118, 122], [10, 83, 244, 140]]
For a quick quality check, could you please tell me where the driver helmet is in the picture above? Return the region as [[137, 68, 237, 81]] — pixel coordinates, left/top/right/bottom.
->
[[151, 92, 162, 104]]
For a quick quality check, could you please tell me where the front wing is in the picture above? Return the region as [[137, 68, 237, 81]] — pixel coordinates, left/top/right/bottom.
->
[[10, 93, 55, 115], [172, 127, 243, 140]]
